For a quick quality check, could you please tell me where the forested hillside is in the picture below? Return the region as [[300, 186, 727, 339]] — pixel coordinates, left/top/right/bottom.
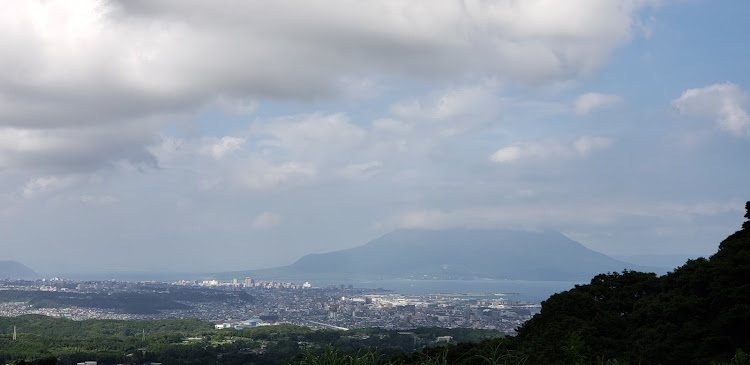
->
[[405, 201, 750, 364], [0, 316, 501, 365], [509, 202, 750, 364]]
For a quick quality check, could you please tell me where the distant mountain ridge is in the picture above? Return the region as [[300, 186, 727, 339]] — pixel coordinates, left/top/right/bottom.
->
[[0, 260, 37, 279], [241, 229, 662, 282]]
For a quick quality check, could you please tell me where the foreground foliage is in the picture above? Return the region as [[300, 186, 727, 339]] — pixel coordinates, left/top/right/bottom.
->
[[0, 317, 502, 365], [0, 286, 254, 314], [509, 202, 750, 364]]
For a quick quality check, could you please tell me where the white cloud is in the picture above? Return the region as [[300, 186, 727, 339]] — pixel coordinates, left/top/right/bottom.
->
[[0, 0, 653, 126], [235, 161, 318, 191], [574, 92, 623, 115], [0, 124, 157, 173], [21, 175, 79, 198], [0, 0, 655, 178], [490, 140, 566, 163], [338, 161, 383, 181], [150, 134, 320, 192], [655, 201, 744, 221], [391, 85, 496, 121], [213, 98, 259, 116], [572, 136, 613, 156], [672, 83, 750, 137], [251, 212, 281, 230], [385, 203, 625, 230], [150, 112, 373, 191], [490, 136, 613, 163], [337, 76, 382, 100], [371, 118, 414, 135], [69, 195, 119, 205], [489, 145, 523, 163], [384, 198, 742, 231], [390, 84, 501, 136], [201, 136, 245, 160], [148, 136, 191, 169], [252, 113, 366, 161], [1, 0, 746, 275]]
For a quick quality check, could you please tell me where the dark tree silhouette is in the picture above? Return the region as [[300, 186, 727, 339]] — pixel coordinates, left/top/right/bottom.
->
[[508, 201, 750, 364]]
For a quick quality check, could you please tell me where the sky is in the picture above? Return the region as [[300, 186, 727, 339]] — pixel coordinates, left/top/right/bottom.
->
[[1, 0, 748, 274]]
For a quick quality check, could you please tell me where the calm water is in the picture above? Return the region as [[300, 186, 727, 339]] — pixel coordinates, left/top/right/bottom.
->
[[316, 279, 581, 303], [56, 271, 581, 304]]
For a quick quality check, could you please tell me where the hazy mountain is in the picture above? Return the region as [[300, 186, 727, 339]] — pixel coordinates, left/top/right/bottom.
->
[[242, 229, 664, 282], [0, 260, 37, 279]]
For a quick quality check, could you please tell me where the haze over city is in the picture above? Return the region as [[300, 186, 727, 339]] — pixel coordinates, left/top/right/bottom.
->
[[0, 0, 748, 275]]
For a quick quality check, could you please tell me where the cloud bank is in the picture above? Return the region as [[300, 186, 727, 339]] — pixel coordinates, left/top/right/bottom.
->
[[672, 83, 750, 138], [1, 1, 746, 274]]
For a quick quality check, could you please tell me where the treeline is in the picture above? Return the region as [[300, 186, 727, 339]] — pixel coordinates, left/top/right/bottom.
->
[[0, 316, 503, 365], [504, 202, 750, 364], [0, 287, 254, 314], [0, 316, 211, 364]]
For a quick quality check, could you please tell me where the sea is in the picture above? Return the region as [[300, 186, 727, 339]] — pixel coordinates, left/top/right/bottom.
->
[[50, 271, 581, 304], [312, 278, 581, 303]]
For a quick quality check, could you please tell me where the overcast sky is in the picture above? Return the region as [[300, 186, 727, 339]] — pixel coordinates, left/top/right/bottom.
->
[[1, 0, 748, 274]]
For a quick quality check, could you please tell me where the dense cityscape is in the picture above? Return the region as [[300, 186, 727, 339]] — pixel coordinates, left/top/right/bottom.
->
[[0, 277, 538, 334]]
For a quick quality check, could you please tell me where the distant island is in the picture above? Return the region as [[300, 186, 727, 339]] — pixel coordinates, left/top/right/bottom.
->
[[228, 228, 664, 282], [0, 260, 37, 279]]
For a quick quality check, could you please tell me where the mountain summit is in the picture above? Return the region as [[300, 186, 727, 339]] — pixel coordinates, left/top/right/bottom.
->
[[274, 229, 656, 281]]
